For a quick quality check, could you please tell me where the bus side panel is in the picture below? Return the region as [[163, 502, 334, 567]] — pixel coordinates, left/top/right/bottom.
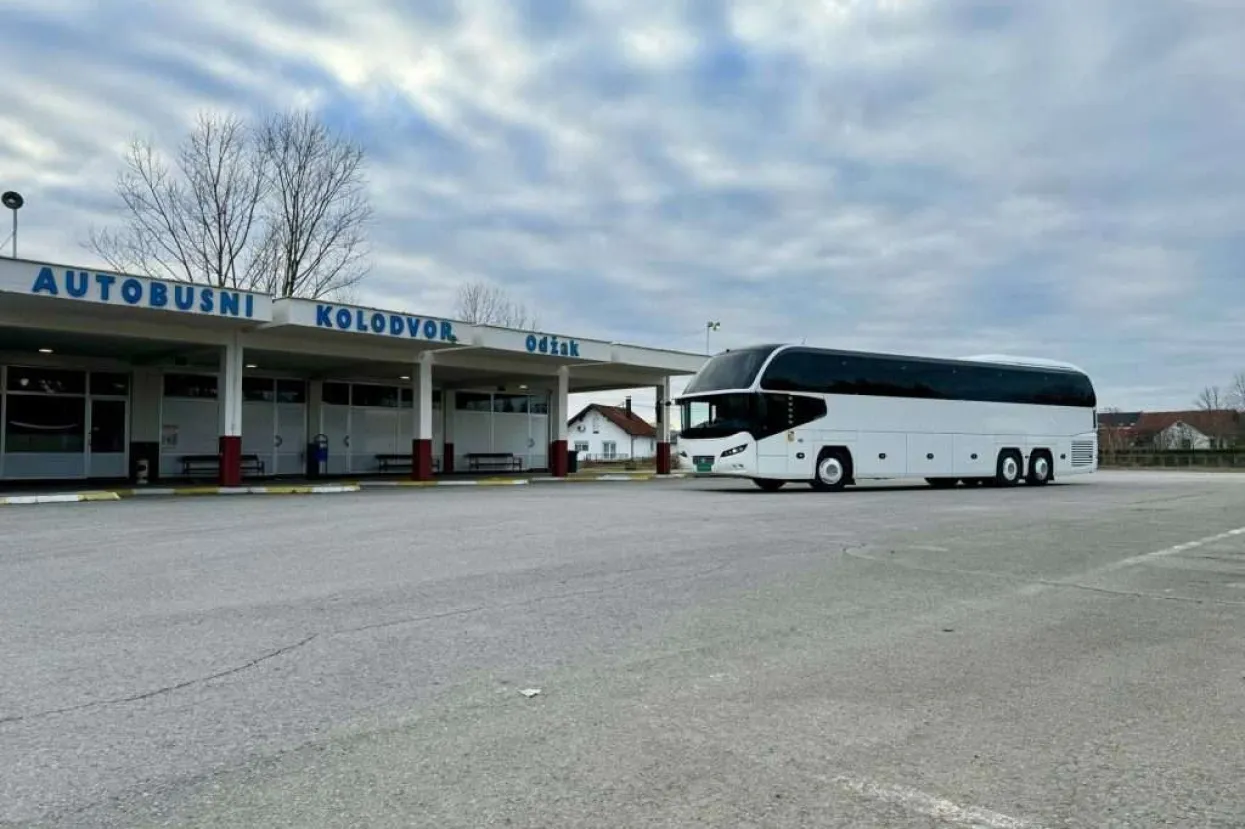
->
[[907, 433, 954, 477], [954, 434, 996, 478], [756, 434, 789, 477], [855, 432, 906, 478]]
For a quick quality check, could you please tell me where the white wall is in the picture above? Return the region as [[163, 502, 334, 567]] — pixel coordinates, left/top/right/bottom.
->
[[568, 410, 656, 460]]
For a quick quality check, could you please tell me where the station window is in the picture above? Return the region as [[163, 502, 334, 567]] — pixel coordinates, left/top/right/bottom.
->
[[493, 394, 529, 414], [89, 372, 130, 397], [455, 392, 493, 411], [276, 379, 307, 404], [4, 395, 86, 453], [530, 396, 550, 415], [6, 366, 86, 395], [163, 373, 218, 399], [351, 384, 400, 408], [322, 382, 351, 406], [243, 377, 276, 402]]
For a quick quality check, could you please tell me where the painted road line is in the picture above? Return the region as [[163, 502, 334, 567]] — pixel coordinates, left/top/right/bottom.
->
[[0, 491, 122, 506], [829, 775, 1040, 829]]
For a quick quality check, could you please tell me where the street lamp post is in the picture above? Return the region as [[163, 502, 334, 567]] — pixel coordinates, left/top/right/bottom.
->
[[2, 191, 23, 258], [705, 320, 720, 354]]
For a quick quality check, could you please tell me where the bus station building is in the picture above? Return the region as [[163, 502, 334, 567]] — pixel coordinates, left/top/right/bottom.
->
[[0, 258, 706, 487]]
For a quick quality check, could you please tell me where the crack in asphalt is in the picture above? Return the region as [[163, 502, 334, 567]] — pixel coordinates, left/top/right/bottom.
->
[[0, 561, 736, 728], [0, 634, 320, 726]]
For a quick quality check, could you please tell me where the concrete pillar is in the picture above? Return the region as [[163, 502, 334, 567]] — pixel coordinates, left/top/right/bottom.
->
[[410, 352, 435, 480], [655, 376, 672, 475], [442, 389, 456, 473], [218, 333, 244, 486], [549, 366, 570, 477], [306, 379, 324, 478]]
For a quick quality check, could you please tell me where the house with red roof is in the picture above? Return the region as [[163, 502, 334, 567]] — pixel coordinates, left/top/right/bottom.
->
[[567, 403, 657, 461], [1100, 409, 1243, 451]]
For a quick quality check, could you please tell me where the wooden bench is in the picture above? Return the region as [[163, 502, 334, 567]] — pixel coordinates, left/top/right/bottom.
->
[[179, 453, 265, 477], [375, 454, 442, 473], [466, 452, 522, 472]]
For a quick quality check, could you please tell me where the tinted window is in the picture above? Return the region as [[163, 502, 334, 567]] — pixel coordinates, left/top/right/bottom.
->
[[7, 366, 86, 395], [760, 348, 1095, 407], [352, 384, 399, 408], [322, 382, 350, 405], [682, 346, 779, 394], [163, 373, 217, 399], [90, 372, 130, 396]]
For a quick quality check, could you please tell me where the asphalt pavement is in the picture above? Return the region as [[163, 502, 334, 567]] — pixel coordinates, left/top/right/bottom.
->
[[3, 471, 1245, 828]]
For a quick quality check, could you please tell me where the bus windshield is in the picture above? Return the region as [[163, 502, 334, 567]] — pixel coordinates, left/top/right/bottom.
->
[[681, 346, 779, 395], [679, 393, 759, 440]]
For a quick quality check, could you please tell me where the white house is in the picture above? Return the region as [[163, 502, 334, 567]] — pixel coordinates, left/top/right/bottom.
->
[[567, 403, 657, 461]]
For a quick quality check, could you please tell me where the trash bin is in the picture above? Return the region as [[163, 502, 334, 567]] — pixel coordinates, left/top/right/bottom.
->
[[306, 434, 329, 478], [566, 447, 579, 473]]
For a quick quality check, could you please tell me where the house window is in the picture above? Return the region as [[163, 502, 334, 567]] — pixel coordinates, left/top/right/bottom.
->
[[573, 441, 589, 456], [602, 441, 617, 460]]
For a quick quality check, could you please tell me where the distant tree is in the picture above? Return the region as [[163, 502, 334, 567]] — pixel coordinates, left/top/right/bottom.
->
[[1196, 385, 1225, 411], [1229, 372, 1245, 412], [256, 110, 372, 298], [87, 109, 372, 299], [454, 281, 537, 328]]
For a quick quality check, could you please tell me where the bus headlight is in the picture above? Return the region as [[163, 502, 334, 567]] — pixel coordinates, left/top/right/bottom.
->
[[720, 444, 748, 457]]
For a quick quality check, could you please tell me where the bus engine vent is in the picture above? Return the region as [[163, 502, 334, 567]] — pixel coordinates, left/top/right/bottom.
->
[[1070, 441, 1095, 467]]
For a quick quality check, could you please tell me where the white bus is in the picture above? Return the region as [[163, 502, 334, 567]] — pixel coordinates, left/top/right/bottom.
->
[[675, 344, 1098, 491]]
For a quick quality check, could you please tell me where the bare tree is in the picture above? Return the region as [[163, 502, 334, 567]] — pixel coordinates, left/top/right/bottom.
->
[[88, 112, 268, 288], [87, 109, 372, 299], [1196, 385, 1224, 411], [454, 280, 537, 328], [1229, 372, 1245, 411], [257, 110, 373, 299]]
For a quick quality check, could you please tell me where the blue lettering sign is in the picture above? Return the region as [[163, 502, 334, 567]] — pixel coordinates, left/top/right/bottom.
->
[[25, 267, 258, 319], [121, 278, 143, 304], [312, 303, 458, 343], [525, 333, 580, 358], [66, 271, 89, 298]]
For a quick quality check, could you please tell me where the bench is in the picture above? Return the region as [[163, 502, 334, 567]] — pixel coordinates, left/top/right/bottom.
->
[[466, 452, 522, 472], [180, 453, 265, 477], [375, 454, 441, 473]]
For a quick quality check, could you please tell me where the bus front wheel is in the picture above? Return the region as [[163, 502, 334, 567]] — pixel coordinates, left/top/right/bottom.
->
[[811, 448, 851, 492]]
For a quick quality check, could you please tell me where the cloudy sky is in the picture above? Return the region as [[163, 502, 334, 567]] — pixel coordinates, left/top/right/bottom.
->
[[2, 0, 1243, 416]]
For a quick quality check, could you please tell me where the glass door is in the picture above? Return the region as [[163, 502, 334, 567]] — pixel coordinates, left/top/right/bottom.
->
[[87, 398, 129, 479]]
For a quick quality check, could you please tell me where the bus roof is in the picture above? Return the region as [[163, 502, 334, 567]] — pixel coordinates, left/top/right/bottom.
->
[[956, 353, 1089, 374]]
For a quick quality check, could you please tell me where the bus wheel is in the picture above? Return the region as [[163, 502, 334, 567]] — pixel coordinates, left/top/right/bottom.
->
[[753, 478, 785, 492], [994, 450, 1022, 486], [926, 478, 957, 489], [1026, 451, 1052, 486], [811, 449, 850, 492]]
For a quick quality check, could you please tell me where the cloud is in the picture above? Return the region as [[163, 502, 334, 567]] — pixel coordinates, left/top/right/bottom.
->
[[1, 0, 1243, 411]]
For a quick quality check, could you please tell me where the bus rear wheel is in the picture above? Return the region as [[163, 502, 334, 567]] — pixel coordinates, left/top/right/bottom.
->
[[811, 448, 851, 492], [994, 450, 1022, 486], [753, 478, 785, 492], [1026, 450, 1053, 486]]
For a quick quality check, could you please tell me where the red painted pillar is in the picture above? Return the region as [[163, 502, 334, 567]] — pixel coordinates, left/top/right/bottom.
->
[[412, 438, 434, 481], [550, 439, 568, 477], [219, 435, 242, 487], [656, 442, 672, 475], [442, 442, 455, 473]]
